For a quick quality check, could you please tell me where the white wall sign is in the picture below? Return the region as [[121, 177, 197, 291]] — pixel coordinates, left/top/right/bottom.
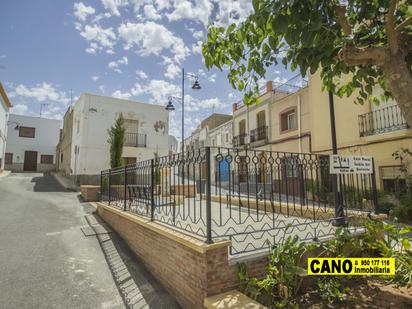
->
[[330, 155, 373, 174]]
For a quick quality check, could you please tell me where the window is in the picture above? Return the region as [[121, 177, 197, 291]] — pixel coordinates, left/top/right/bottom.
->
[[225, 133, 229, 143], [60, 153, 63, 163], [40, 155, 53, 164], [280, 109, 297, 132], [19, 126, 35, 138], [256, 111, 266, 128], [5, 153, 12, 164], [380, 166, 406, 192]]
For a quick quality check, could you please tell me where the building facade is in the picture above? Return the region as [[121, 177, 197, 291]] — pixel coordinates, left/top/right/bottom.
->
[[308, 72, 412, 191], [5, 114, 60, 172], [0, 83, 12, 172], [56, 93, 170, 185]]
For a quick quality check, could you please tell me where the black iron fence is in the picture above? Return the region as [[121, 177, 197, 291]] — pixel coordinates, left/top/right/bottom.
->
[[101, 147, 378, 256], [358, 105, 409, 137], [233, 134, 247, 147], [124, 132, 147, 147]]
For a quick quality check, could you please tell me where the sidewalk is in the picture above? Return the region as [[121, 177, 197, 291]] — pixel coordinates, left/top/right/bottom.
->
[[51, 172, 79, 191], [0, 170, 11, 178]]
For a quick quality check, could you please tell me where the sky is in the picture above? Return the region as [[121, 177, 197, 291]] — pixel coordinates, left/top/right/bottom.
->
[[0, 0, 293, 140]]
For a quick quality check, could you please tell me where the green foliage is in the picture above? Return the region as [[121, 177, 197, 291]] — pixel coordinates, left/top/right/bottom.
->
[[102, 176, 109, 191], [238, 235, 310, 308], [202, 0, 412, 106], [362, 220, 412, 286], [392, 148, 412, 194], [153, 152, 161, 185], [107, 114, 125, 168], [378, 192, 412, 222], [317, 278, 351, 304]]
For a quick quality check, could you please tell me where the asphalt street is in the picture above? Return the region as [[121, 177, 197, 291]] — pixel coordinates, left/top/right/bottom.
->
[[0, 172, 179, 309]]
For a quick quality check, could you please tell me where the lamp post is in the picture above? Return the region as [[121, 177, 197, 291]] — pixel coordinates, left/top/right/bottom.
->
[[165, 68, 201, 184]]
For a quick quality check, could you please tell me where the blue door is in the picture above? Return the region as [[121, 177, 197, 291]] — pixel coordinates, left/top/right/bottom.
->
[[218, 159, 230, 182]]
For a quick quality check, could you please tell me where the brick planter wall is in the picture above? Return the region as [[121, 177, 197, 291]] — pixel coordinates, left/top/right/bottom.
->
[[96, 202, 268, 308]]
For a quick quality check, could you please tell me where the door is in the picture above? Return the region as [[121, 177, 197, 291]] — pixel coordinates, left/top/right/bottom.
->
[[24, 151, 38, 171]]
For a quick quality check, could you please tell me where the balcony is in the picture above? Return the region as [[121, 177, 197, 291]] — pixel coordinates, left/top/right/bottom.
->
[[250, 126, 268, 143], [124, 133, 147, 147], [358, 105, 409, 137], [233, 134, 247, 147]]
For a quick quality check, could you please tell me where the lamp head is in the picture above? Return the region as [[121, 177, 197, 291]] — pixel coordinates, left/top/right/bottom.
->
[[165, 99, 175, 111], [192, 79, 201, 90]]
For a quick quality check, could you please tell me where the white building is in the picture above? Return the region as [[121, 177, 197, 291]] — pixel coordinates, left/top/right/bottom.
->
[[206, 119, 233, 148], [168, 135, 179, 154], [57, 93, 170, 185], [5, 114, 60, 172], [0, 83, 12, 171]]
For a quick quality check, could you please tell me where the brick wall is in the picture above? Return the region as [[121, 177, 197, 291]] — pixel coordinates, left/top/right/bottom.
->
[[96, 202, 268, 308]]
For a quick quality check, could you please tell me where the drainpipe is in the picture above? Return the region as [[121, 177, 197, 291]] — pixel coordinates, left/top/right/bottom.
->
[[297, 95, 302, 153]]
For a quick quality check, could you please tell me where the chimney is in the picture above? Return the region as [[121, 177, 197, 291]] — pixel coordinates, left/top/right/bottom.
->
[[232, 102, 238, 112], [266, 81, 273, 93]]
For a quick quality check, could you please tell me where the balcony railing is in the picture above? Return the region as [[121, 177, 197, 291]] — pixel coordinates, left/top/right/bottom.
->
[[250, 126, 268, 143], [124, 133, 147, 147], [358, 105, 409, 137], [233, 134, 247, 147]]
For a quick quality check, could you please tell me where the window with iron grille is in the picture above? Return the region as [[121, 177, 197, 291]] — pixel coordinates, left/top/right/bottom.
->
[[19, 126, 35, 138], [40, 155, 53, 164]]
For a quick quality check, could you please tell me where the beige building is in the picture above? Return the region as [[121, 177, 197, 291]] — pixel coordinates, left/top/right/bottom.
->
[[308, 73, 411, 191], [56, 106, 74, 176], [231, 73, 411, 191]]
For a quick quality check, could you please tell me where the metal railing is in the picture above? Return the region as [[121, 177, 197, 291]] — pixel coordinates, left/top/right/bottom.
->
[[233, 134, 247, 147], [358, 105, 409, 137], [101, 147, 378, 256], [250, 126, 268, 143], [124, 133, 147, 147]]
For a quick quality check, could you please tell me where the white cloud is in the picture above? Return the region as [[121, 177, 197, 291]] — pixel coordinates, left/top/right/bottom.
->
[[111, 90, 132, 100], [99, 85, 106, 93], [10, 82, 70, 105], [166, 0, 213, 27], [74, 2, 96, 21], [10, 104, 28, 115], [213, 0, 253, 27], [118, 22, 189, 62], [130, 82, 144, 96], [191, 40, 203, 55], [100, 0, 128, 16], [164, 62, 180, 80], [192, 30, 204, 40], [108, 56, 128, 73], [80, 24, 116, 53], [144, 79, 180, 103], [91, 75, 100, 81], [143, 4, 161, 20], [136, 69, 148, 79]]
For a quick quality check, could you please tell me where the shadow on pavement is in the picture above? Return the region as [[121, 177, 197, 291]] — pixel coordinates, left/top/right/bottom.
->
[[32, 173, 68, 192], [84, 212, 181, 309]]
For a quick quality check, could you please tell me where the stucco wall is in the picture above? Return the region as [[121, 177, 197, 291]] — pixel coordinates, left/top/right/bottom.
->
[[70, 94, 170, 177]]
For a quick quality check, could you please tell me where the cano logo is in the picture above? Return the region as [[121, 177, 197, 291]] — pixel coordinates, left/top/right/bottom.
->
[[307, 258, 395, 276]]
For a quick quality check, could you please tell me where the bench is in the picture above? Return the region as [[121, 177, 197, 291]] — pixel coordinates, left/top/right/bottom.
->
[[127, 184, 175, 210]]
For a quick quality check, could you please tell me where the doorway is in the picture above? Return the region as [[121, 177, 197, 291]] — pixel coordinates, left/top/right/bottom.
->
[[24, 151, 38, 171]]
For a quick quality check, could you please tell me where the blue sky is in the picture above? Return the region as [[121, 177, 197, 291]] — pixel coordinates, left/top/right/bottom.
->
[[0, 0, 292, 140]]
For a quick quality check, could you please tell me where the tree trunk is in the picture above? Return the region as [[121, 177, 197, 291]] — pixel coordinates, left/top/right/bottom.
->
[[381, 53, 412, 126]]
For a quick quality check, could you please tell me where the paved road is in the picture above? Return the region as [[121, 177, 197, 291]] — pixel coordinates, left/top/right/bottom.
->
[[0, 172, 179, 309]]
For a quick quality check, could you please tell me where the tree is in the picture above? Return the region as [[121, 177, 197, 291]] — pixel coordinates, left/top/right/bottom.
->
[[107, 113, 125, 168], [202, 0, 412, 125]]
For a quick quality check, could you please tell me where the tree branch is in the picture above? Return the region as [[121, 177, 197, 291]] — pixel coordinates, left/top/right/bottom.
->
[[386, 0, 399, 54], [338, 45, 387, 67], [334, 5, 352, 36], [396, 16, 412, 33]]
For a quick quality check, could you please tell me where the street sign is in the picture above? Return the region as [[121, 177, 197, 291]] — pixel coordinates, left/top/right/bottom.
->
[[330, 155, 373, 174]]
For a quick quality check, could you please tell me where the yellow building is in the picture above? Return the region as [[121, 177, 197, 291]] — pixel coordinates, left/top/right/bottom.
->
[[308, 73, 411, 191], [232, 74, 411, 191]]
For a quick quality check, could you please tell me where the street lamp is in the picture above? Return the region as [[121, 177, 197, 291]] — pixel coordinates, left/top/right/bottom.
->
[[165, 68, 201, 185], [164, 68, 201, 155]]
